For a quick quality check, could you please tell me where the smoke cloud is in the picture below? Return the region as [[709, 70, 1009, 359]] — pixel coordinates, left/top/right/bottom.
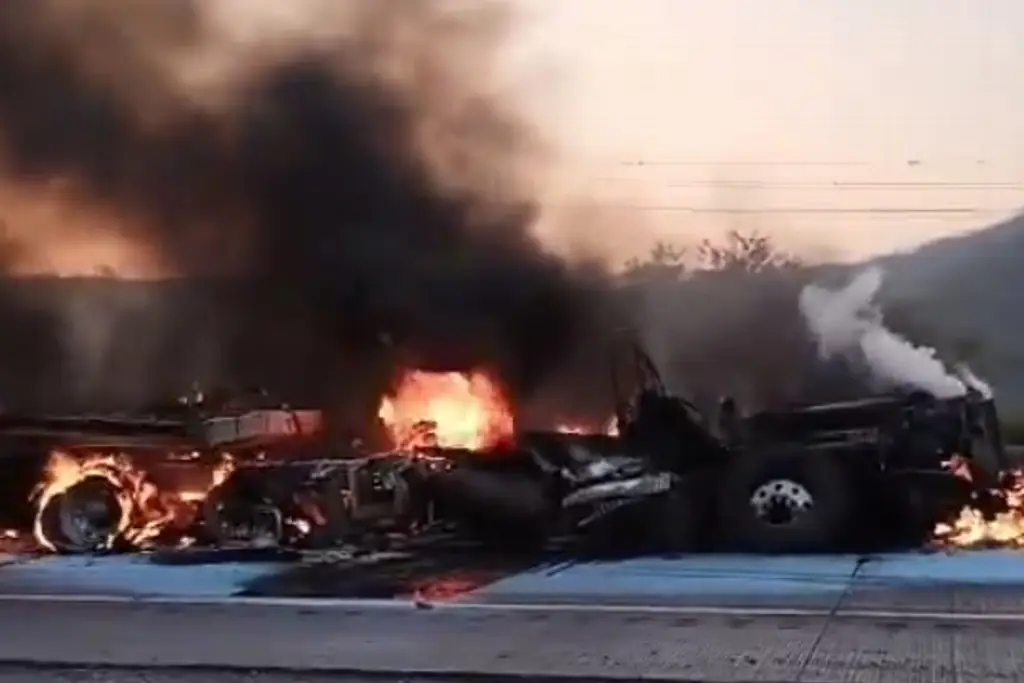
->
[[635, 266, 814, 409], [799, 267, 990, 399], [0, 0, 618, 415]]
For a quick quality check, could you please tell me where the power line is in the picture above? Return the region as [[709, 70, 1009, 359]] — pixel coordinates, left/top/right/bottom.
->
[[605, 159, 1000, 168], [580, 205, 1007, 215], [614, 160, 872, 167], [646, 181, 1024, 191]]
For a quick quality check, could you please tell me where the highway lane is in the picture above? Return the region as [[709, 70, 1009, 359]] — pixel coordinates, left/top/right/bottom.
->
[[4, 548, 1020, 608], [0, 549, 1024, 681], [0, 597, 1018, 681], [0, 670, 464, 683], [0, 548, 532, 600]]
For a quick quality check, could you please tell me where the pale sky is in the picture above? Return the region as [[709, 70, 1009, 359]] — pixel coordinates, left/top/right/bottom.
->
[[511, 0, 1024, 261]]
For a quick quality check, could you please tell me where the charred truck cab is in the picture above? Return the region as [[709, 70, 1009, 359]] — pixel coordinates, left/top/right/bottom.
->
[[718, 388, 1007, 552], [431, 340, 1009, 556], [426, 340, 726, 556]]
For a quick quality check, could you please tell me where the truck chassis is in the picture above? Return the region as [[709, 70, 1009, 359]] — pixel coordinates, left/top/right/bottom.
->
[[0, 346, 1013, 557]]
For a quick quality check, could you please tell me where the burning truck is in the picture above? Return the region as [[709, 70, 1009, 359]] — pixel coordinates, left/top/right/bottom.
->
[[391, 340, 1015, 555], [0, 338, 1016, 557], [172, 339, 1019, 557]]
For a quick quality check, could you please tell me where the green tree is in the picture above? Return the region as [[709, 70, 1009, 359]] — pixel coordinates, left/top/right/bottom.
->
[[621, 230, 801, 286], [696, 230, 801, 273], [621, 240, 687, 286]]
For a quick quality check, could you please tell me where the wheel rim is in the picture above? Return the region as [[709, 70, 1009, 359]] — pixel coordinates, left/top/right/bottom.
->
[[206, 497, 284, 547], [54, 477, 126, 552], [749, 478, 814, 526]]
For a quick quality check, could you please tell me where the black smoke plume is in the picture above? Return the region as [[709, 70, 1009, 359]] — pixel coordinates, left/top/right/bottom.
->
[[0, 0, 617, 419]]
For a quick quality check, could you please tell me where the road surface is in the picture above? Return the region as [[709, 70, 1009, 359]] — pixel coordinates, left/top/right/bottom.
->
[[0, 549, 1024, 681], [0, 592, 1020, 681], [0, 670, 464, 683]]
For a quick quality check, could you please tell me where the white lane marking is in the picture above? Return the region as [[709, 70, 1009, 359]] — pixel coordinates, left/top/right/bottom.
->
[[0, 592, 1020, 623]]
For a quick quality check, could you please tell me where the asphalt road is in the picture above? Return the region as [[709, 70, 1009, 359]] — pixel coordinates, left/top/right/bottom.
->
[[0, 670, 468, 683], [0, 597, 1020, 682], [4, 549, 1024, 681]]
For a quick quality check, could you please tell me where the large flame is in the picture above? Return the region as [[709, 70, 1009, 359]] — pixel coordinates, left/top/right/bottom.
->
[[933, 462, 1024, 549], [378, 370, 514, 450], [30, 450, 235, 551]]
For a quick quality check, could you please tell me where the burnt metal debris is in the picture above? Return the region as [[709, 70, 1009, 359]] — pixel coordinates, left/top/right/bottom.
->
[[0, 342, 1011, 558]]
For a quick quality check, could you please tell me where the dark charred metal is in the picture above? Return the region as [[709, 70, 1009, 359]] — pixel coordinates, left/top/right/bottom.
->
[[0, 353, 1010, 559], [198, 452, 448, 550], [0, 388, 324, 538], [416, 340, 1010, 556]]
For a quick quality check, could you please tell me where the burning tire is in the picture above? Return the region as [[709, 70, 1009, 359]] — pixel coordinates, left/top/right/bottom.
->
[[717, 447, 854, 553], [36, 475, 130, 553]]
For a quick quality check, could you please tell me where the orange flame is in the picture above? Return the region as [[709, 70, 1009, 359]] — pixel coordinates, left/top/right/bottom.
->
[[0, 528, 29, 555], [933, 467, 1024, 549], [555, 417, 619, 436], [378, 370, 514, 450], [30, 450, 235, 552]]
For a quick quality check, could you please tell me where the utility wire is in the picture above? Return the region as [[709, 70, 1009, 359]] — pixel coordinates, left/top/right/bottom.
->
[[635, 181, 1024, 191], [575, 205, 1008, 215], [603, 159, 998, 168], [614, 160, 872, 167]]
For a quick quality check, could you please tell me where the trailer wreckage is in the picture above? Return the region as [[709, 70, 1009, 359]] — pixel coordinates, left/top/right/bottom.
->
[[0, 341, 1015, 556], [0, 389, 323, 553]]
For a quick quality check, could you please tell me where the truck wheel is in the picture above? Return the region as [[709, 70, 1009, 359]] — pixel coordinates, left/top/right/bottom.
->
[[201, 481, 284, 548], [717, 448, 853, 553], [36, 475, 129, 554]]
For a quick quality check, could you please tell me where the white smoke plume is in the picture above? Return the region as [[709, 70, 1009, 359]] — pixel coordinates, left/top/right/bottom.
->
[[955, 363, 994, 400], [798, 267, 990, 399]]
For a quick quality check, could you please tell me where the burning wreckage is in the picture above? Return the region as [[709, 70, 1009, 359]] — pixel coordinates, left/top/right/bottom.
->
[[0, 338, 1016, 557], [0, 389, 324, 553]]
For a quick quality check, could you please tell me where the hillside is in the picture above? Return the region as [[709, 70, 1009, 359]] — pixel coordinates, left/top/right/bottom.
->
[[871, 212, 1024, 411]]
